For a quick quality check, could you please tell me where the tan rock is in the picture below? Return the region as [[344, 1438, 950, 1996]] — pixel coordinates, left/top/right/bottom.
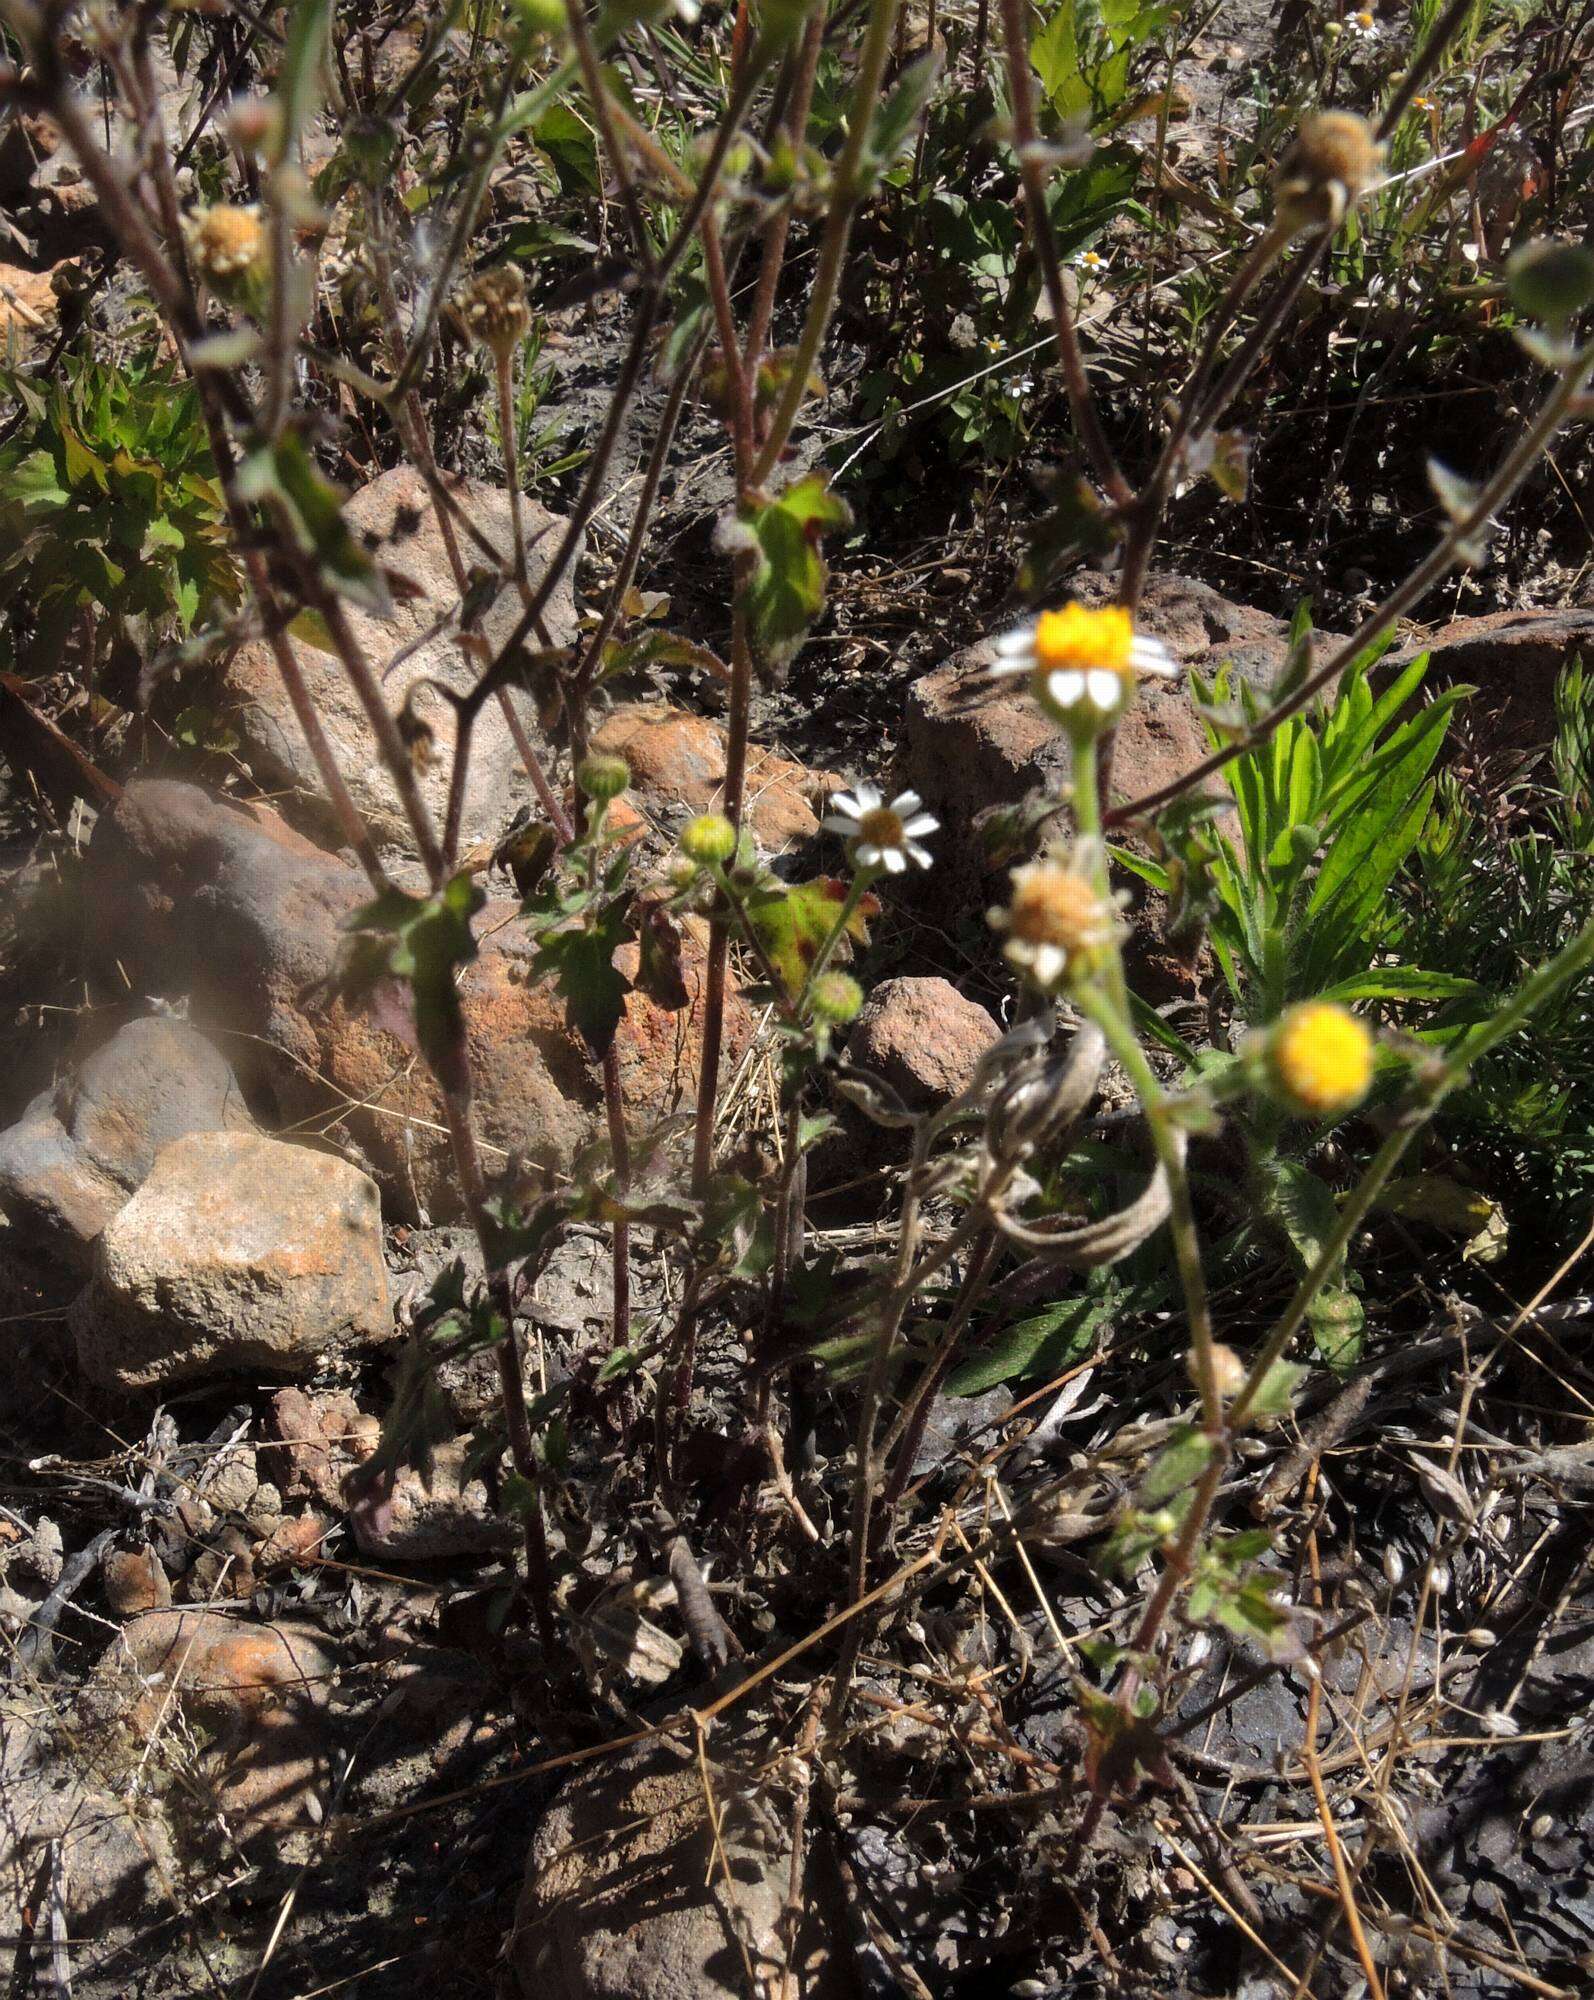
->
[[511, 1740, 841, 2000], [0, 261, 73, 343], [222, 463, 578, 850], [0, 1017, 256, 1271], [74, 1131, 391, 1390]]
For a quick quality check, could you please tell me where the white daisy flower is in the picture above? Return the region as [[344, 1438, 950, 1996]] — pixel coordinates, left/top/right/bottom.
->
[[822, 784, 938, 875], [989, 602, 1179, 732], [988, 851, 1121, 991], [1074, 248, 1106, 272]]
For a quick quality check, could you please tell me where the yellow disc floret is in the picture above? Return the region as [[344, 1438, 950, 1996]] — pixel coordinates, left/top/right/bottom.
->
[[989, 857, 1118, 990], [1268, 1002, 1374, 1116], [1032, 603, 1136, 679]]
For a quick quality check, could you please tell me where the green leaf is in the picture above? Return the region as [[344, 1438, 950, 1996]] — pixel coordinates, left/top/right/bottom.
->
[[746, 875, 876, 999], [947, 1292, 1111, 1397], [1316, 967, 1485, 1005], [868, 48, 941, 176], [1141, 1424, 1214, 1505], [1246, 1357, 1306, 1418], [1259, 1159, 1341, 1274], [344, 870, 484, 1075], [734, 474, 851, 674], [1043, 144, 1140, 260], [1311, 1287, 1365, 1370], [531, 894, 634, 1057], [276, 0, 332, 157]]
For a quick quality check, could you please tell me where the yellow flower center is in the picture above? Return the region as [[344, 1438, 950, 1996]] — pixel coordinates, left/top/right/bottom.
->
[[856, 806, 905, 850], [1033, 603, 1135, 678], [1272, 1002, 1374, 1114], [1007, 865, 1106, 950], [1354, 10, 1374, 27]]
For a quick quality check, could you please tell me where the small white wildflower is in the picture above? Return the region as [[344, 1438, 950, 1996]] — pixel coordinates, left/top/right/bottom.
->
[[988, 601, 1179, 732], [822, 784, 937, 875], [987, 849, 1121, 990]]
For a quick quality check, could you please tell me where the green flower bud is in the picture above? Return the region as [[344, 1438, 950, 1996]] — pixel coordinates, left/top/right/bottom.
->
[[809, 972, 863, 1024], [577, 752, 631, 802], [509, 0, 569, 34], [1506, 239, 1594, 333], [680, 812, 737, 866]]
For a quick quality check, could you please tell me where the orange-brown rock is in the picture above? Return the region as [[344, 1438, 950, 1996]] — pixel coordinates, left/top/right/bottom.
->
[[846, 976, 1001, 1112], [594, 703, 836, 851], [900, 574, 1319, 860], [1390, 604, 1594, 754], [101, 1547, 171, 1616], [104, 1609, 336, 1832]]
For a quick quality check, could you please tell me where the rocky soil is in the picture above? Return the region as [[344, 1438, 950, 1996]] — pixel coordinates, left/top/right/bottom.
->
[[4, 12, 1594, 2000]]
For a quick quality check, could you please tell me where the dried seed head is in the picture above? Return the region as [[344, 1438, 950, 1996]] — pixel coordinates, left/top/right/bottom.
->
[[455, 263, 532, 360], [988, 856, 1118, 992], [1383, 1545, 1405, 1588], [185, 203, 267, 288], [1275, 111, 1383, 236]]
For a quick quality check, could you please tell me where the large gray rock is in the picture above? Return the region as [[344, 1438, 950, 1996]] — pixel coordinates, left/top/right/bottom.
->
[[510, 1740, 840, 2000], [220, 464, 577, 850], [0, 1017, 255, 1268], [73, 1130, 391, 1389]]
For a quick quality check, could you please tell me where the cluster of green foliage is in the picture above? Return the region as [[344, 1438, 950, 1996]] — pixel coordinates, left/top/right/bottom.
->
[[0, 348, 237, 670], [1393, 658, 1594, 1233]]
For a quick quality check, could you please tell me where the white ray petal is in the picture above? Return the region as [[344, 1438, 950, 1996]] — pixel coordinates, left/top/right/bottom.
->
[[1048, 669, 1087, 708], [1087, 668, 1123, 709]]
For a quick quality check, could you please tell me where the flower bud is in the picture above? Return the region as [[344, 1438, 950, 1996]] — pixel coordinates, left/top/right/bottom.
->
[[508, 0, 569, 35], [1506, 238, 1594, 334], [680, 812, 737, 867], [577, 752, 630, 802], [1257, 1001, 1374, 1118], [809, 972, 863, 1024]]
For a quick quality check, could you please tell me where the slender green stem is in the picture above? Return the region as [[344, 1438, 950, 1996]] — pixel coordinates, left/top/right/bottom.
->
[[795, 870, 876, 1014], [749, 0, 905, 488]]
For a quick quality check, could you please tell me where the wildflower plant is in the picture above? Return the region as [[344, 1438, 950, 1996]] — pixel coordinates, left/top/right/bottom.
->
[[7, 0, 1594, 1940]]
